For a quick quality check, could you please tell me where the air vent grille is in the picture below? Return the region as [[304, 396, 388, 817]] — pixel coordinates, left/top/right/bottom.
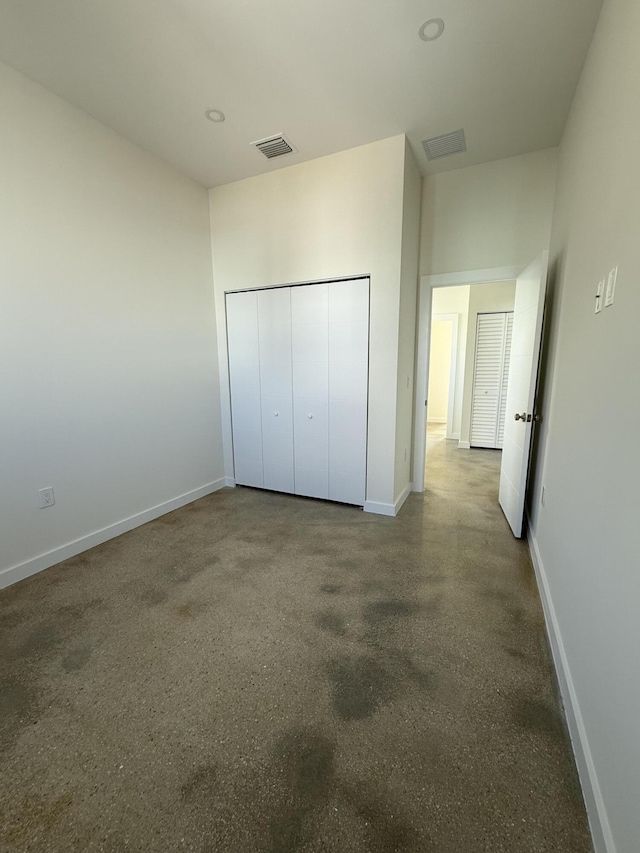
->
[[422, 129, 467, 160], [251, 134, 296, 159]]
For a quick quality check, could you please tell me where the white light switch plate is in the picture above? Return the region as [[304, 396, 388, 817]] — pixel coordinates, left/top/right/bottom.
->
[[595, 280, 604, 313], [605, 267, 617, 307]]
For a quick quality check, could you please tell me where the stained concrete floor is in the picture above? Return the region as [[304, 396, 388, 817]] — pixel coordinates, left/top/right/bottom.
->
[[0, 425, 592, 852]]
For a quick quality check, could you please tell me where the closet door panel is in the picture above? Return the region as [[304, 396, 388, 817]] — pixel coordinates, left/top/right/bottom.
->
[[294, 396, 329, 435], [328, 278, 369, 323], [295, 431, 329, 471], [257, 288, 293, 492], [292, 359, 329, 398], [227, 290, 263, 487], [328, 321, 369, 364], [292, 322, 329, 365], [262, 429, 295, 493], [329, 400, 367, 444], [328, 279, 369, 506], [329, 435, 366, 477], [294, 466, 329, 501], [329, 358, 368, 404], [260, 396, 293, 435], [292, 284, 330, 500], [292, 283, 328, 324], [329, 472, 366, 507]]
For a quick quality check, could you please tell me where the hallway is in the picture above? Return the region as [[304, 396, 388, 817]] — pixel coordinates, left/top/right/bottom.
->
[[0, 438, 590, 852]]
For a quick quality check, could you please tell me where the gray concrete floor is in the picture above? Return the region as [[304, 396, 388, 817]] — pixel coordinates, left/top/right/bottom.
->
[[0, 426, 592, 852]]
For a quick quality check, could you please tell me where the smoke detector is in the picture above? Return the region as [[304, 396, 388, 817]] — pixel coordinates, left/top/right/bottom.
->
[[251, 134, 297, 160], [422, 129, 467, 160]]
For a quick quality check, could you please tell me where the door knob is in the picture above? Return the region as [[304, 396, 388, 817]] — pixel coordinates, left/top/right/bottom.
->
[[514, 412, 527, 421], [274, 411, 279, 417], [308, 414, 313, 419]]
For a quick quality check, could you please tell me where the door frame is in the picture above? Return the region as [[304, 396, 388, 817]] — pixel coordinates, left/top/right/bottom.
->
[[412, 265, 522, 492], [429, 313, 459, 438]]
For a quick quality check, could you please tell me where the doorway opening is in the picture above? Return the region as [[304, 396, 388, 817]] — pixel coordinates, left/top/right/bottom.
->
[[413, 255, 549, 538], [424, 281, 516, 468]]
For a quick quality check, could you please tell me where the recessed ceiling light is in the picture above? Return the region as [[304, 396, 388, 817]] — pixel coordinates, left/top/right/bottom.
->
[[205, 109, 225, 123], [419, 18, 445, 42]]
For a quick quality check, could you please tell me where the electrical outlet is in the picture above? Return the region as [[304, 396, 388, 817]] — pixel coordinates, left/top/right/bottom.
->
[[541, 486, 546, 508], [39, 487, 55, 508]]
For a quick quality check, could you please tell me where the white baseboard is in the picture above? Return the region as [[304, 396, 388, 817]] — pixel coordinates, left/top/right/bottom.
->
[[364, 482, 412, 517], [224, 476, 236, 487], [363, 499, 395, 516], [446, 431, 460, 440], [457, 440, 470, 449], [527, 524, 615, 853], [394, 481, 412, 515], [0, 478, 228, 591], [427, 417, 447, 424]]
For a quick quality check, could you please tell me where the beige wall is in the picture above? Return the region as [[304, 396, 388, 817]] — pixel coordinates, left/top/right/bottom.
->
[[427, 321, 453, 423], [527, 1, 640, 850], [459, 282, 516, 447], [420, 149, 558, 276], [209, 135, 417, 510], [431, 285, 470, 439], [0, 61, 224, 586]]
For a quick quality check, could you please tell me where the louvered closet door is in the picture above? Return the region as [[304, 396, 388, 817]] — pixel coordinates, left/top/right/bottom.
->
[[258, 288, 294, 491], [226, 290, 263, 487], [496, 313, 513, 448], [291, 283, 330, 499], [470, 312, 513, 449], [328, 279, 369, 505]]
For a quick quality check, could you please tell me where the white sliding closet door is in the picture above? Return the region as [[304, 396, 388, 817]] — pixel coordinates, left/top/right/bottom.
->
[[328, 279, 369, 504], [292, 283, 330, 499], [258, 288, 294, 492], [226, 290, 263, 487], [470, 312, 513, 449]]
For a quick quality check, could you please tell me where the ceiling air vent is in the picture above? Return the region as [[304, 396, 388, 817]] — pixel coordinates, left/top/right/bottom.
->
[[251, 133, 296, 160], [422, 129, 467, 160]]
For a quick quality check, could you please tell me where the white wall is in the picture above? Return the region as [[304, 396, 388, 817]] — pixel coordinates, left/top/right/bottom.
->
[[431, 285, 470, 438], [0, 62, 224, 586], [426, 321, 452, 422], [459, 281, 516, 447], [393, 139, 422, 503], [420, 149, 558, 276], [527, 1, 640, 850], [209, 134, 415, 510]]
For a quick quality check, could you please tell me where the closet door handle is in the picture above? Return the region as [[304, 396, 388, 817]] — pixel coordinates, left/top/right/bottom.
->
[[308, 414, 313, 419], [273, 411, 279, 417]]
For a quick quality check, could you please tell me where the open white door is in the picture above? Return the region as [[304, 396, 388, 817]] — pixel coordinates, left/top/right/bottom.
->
[[499, 251, 549, 537]]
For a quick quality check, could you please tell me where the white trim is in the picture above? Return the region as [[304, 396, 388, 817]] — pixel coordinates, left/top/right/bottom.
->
[[427, 417, 447, 424], [457, 440, 471, 449], [527, 524, 616, 853], [364, 481, 413, 517], [224, 476, 236, 488], [448, 431, 460, 440], [413, 264, 524, 492], [363, 500, 395, 516], [394, 481, 413, 514], [424, 265, 522, 288], [0, 479, 228, 591]]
